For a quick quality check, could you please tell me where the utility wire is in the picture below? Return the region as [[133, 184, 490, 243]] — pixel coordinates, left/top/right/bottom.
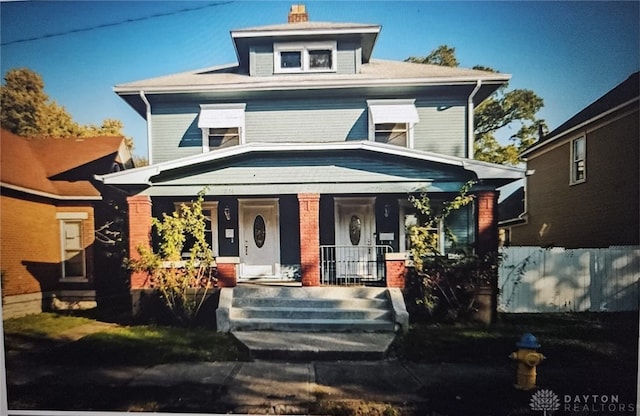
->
[[1, 1, 234, 47]]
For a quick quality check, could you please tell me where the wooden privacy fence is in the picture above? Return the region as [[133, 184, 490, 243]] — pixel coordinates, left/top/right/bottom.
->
[[498, 246, 640, 313]]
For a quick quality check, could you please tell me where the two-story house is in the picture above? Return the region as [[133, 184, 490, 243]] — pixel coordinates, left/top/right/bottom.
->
[[99, 5, 524, 327], [504, 71, 639, 248]]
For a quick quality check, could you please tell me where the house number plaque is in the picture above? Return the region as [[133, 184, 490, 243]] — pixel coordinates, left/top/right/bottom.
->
[[254, 215, 266, 248], [349, 215, 361, 245]]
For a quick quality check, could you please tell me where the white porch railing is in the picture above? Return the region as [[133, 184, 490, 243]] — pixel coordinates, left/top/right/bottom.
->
[[320, 245, 393, 286]]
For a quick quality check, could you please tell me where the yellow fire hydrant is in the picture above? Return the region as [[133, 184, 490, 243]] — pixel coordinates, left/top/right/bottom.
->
[[509, 333, 545, 390]]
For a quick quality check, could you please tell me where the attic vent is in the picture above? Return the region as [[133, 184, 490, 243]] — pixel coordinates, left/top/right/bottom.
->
[[288, 4, 308, 23]]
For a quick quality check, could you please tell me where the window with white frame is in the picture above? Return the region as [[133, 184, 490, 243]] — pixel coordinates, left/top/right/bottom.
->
[[198, 104, 245, 151], [175, 201, 219, 258], [399, 202, 444, 254], [368, 100, 419, 148], [58, 218, 86, 279], [571, 136, 586, 184], [274, 41, 337, 73]]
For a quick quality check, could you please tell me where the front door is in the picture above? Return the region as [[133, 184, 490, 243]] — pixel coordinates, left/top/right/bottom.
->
[[239, 199, 280, 279], [334, 197, 376, 281]]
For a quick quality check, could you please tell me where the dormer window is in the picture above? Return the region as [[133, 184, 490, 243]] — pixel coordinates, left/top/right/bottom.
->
[[367, 100, 420, 148], [198, 104, 246, 151], [274, 41, 337, 73]]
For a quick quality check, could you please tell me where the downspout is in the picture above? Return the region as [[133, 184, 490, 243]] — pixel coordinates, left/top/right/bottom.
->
[[139, 91, 153, 165], [467, 80, 482, 159]]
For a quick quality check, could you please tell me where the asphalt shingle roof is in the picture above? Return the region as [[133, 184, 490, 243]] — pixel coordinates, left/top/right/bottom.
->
[[1, 129, 127, 198]]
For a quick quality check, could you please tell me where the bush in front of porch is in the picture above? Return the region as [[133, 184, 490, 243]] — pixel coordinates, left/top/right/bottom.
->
[[405, 181, 500, 323], [129, 190, 217, 326]]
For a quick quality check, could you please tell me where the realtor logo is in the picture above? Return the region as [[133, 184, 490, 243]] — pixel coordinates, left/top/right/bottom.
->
[[530, 389, 560, 415]]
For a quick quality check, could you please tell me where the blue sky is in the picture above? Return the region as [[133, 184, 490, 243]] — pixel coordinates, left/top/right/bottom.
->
[[1, 1, 638, 159]]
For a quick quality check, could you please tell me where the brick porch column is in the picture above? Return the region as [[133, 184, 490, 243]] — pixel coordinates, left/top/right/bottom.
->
[[475, 190, 500, 325], [385, 252, 408, 288], [127, 195, 153, 289], [298, 193, 320, 286], [476, 190, 499, 255]]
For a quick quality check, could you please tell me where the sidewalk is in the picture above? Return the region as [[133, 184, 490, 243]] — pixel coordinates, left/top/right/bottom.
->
[[6, 355, 517, 414]]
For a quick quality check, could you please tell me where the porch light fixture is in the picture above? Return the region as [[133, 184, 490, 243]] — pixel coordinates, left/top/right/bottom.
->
[[224, 206, 231, 221]]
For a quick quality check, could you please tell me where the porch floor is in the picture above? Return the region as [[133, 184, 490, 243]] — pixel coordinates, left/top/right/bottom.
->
[[231, 331, 396, 360]]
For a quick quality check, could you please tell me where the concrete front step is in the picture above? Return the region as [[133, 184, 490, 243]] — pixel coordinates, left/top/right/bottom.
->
[[230, 317, 396, 332], [231, 306, 392, 321], [232, 285, 390, 300], [217, 285, 409, 335], [232, 296, 389, 310], [232, 331, 397, 360]]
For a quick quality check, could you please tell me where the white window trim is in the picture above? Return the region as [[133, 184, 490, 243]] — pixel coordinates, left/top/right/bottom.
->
[[274, 41, 337, 74], [367, 99, 419, 148], [198, 104, 246, 152], [174, 201, 219, 257], [59, 219, 87, 281], [570, 135, 586, 185]]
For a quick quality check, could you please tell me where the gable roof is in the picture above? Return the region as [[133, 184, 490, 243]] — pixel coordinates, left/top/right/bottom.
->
[[0, 129, 131, 200], [97, 141, 524, 196], [522, 71, 639, 157]]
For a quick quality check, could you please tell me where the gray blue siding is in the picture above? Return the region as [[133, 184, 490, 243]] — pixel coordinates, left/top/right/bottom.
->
[[246, 98, 367, 143], [149, 97, 468, 163], [414, 101, 467, 158], [152, 111, 201, 163], [250, 45, 273, 77]]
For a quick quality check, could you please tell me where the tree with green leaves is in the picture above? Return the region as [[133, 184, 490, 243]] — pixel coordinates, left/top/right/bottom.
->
[[1, 67, 133, 149], [406, 45, 546, 165]]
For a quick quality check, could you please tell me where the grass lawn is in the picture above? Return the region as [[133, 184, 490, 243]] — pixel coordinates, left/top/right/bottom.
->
[[4, 312, 250, 366], [4, 311, 638, 414]]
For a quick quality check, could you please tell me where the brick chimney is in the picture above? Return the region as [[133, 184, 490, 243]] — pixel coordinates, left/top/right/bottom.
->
[[288, 4, 308, 23]]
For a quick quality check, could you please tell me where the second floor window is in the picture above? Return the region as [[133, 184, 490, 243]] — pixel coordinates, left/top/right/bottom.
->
[[198, 104, 246, 152], [207, 127, 240, 148], [571, 136, 586, 184], [375, 123, 409, 147], [274, 41, 337, 73], [367, 100, 419, 148]]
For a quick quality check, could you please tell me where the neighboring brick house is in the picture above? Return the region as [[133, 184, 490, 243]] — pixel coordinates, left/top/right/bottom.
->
[[98, 5, 524, 318], [503, 72, 639, 248], [1, 129, 133, 318]]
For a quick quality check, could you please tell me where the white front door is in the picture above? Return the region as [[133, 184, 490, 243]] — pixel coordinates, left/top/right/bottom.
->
[[334, 197, 376, 281], [239, 199, 281, 279]]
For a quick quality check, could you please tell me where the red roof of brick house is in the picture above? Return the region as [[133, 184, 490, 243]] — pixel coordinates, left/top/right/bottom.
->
[[1, 129, 132, 199]]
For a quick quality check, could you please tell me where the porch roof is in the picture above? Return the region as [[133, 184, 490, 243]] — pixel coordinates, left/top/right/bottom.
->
[[97, 141, 524, 196]]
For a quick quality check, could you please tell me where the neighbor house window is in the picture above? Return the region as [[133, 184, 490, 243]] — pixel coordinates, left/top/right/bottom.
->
[[571, 136, 586, 184], [198, 104, 246, 151], [368, 100, 420, 148], [174, 201, 219, 258], [56, 212, 89, 280], [274, 41, 337, 73]]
